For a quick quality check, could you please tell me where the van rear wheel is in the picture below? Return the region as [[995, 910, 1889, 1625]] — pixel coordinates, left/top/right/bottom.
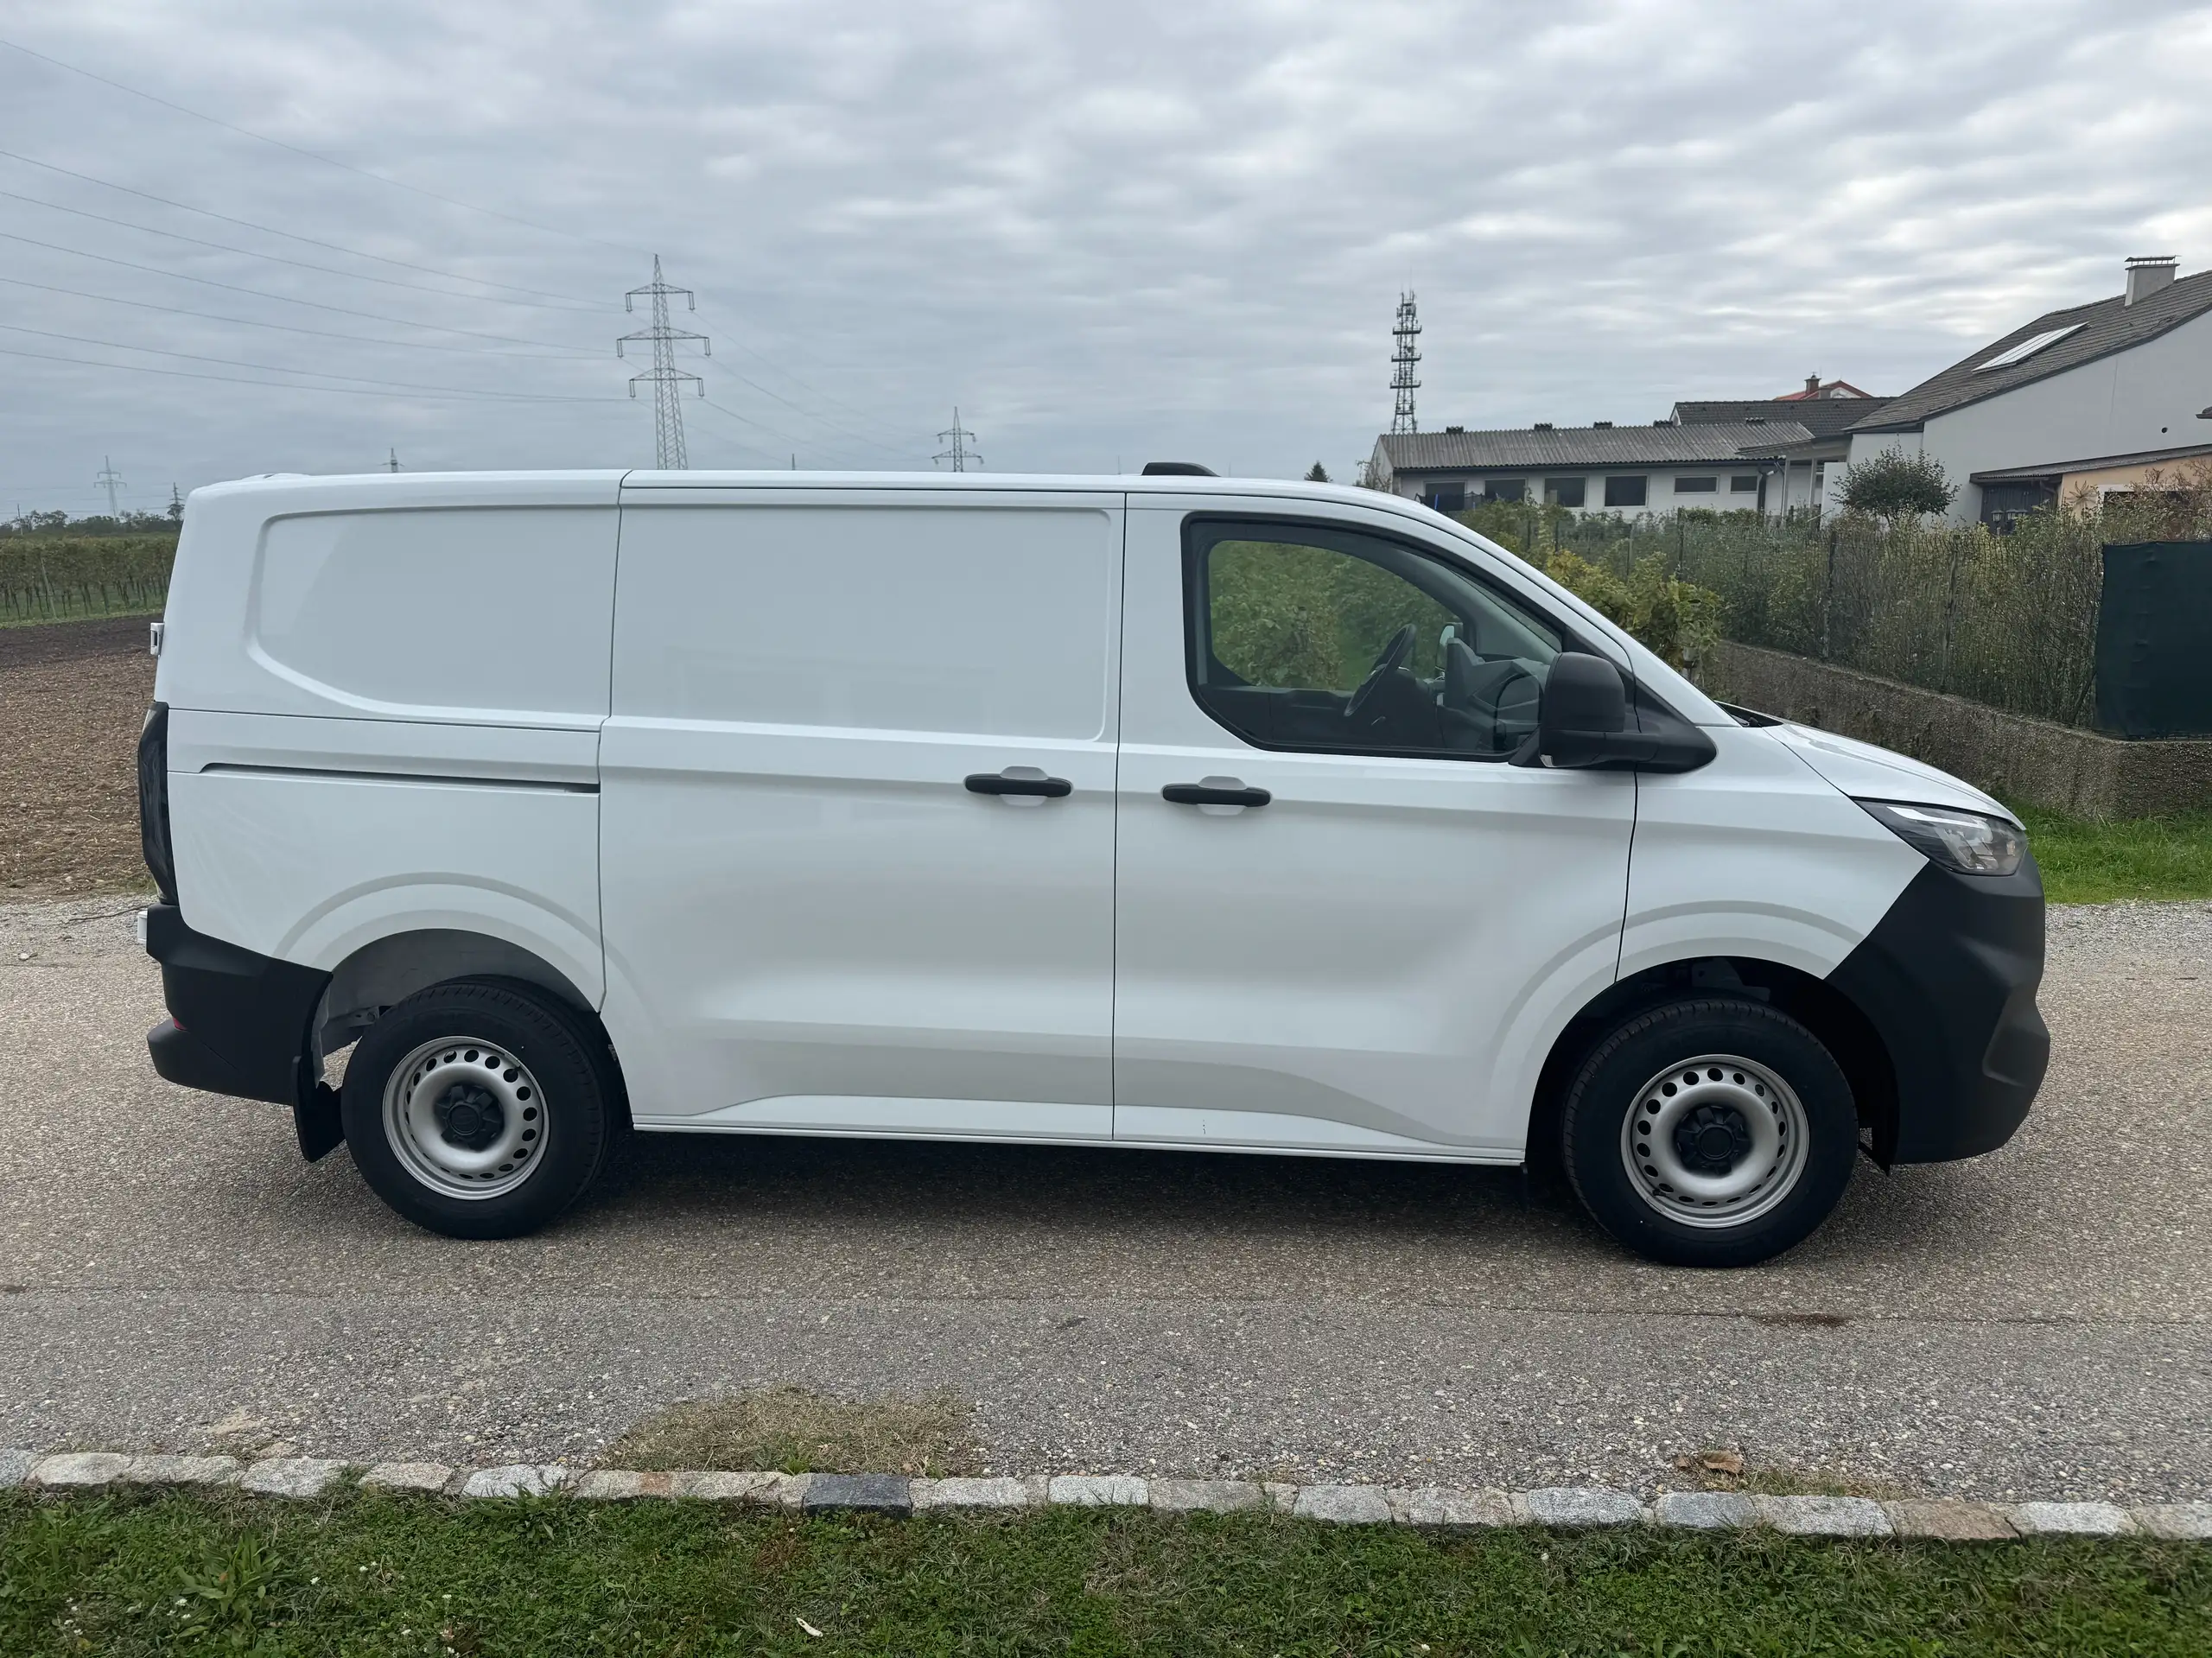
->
[[1561, 998, 1857, 1267], [340, 978, 622, 1240]]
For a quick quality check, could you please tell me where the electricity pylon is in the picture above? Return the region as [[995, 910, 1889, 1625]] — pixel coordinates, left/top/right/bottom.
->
[[934, 408, 981, 472], [620, 257, 710, 469]]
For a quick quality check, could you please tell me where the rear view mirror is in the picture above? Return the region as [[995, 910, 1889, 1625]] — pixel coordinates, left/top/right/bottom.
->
[[1534, 651, 1628, 767]]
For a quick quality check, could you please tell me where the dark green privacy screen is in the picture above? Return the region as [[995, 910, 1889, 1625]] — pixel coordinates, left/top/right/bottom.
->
[[2095, 541, 2212, 738]]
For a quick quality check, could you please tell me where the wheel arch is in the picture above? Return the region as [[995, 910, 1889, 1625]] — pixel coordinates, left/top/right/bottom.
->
[[1527, 954, 1899, 1186], [315, 929, 598, 1060]]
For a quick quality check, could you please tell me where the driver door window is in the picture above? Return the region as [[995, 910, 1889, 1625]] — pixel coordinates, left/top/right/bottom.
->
[[1185, 518, 1562, 758]]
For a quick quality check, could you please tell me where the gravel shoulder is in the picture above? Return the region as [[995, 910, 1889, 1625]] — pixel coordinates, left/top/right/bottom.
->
[[2, 896, 2208, 1498]]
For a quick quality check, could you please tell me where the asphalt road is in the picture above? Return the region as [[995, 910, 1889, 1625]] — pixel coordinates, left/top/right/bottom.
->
[[3, 896, 2207, 1500]]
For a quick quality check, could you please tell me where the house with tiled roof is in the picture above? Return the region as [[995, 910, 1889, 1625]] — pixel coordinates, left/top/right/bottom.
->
[[1840, 256, 2212, 525], [1368, 419, 1810, 518], [1672, 387, 1894, 516]]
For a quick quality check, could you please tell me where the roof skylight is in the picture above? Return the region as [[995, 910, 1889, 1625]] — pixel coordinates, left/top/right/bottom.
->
[[1977, 322, 2086, 372]]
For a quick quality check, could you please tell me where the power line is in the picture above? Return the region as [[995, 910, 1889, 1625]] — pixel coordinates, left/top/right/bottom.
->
[[694, 301, 929, 448], [697, 355, 919, 462], [934, 408, 981, 472], [0, 342, 625, 403], [0, 35, 639, 257], [0, 321, 609, 402], [0, 230, 602, 351], [0, 272, 600, 359], [620, 257, 709, 470], [691, 399, 804, 468], [0, 186, 606, 312], [0, 148, 607, 305]]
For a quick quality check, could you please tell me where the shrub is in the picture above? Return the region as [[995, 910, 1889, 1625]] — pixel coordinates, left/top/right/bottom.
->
[[1836, 448, 1956, 520]]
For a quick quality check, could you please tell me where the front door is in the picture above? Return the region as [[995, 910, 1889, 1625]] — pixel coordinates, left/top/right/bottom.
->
[[600, 488, 1124, 1140], [1112, 501, 1635, 1158]]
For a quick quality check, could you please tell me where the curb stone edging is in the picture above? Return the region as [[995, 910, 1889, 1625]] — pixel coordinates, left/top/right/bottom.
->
[[8, 1452, 2209, 1538]]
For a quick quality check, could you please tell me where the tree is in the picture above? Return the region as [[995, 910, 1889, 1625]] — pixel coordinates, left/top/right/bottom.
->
[[1305, 461, 1330, 483], [1837, 448, 1955, 521]]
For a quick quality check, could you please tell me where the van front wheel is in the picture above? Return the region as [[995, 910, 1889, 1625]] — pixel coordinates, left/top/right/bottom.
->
[[340, 978, 622, 1239], [1561, 999, 1857, 1267]]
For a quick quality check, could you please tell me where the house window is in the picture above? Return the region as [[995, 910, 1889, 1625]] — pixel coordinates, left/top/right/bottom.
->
[[1730, 474, 1760, 493], [1604, 475, 1647, 508], [1483, 479, 1525, 503], [1675, 476, 1718, 494], [1545, 477, 1586, 508], [1979, 480, 2056, 532], [1427, 484, 1465, 513]]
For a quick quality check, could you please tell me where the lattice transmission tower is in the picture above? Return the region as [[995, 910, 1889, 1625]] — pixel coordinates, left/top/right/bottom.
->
[[619, 256, 711, 469], [1389, 292, 1421, 435], [96, 454, 126, 517], [1389, 294, 1424, 437], [934, 408, 981, 472]]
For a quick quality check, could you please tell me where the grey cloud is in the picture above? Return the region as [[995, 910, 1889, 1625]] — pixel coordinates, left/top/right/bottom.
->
[[2, 0, 2208, 509]]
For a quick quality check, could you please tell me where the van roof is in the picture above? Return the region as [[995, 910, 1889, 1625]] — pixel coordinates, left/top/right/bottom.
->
[[183, 463, 1474, 579], [193, 468, 1402, 511]]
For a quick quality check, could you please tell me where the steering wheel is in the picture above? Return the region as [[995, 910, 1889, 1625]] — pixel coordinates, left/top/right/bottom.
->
[[1344, 624, 1417, 722]]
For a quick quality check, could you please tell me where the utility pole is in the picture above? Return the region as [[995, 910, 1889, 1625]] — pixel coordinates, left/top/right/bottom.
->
[[387, 448, 401, 473], [934, 407, 981, 473], [1390, 294, 1421, 435], [619, 256, 710, 470], [96, 454, 126, 518]]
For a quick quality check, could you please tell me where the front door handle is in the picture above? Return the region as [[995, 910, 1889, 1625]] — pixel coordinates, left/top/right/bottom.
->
[[1163, 780, 1271, 808], [965, 770, 1072, 799]]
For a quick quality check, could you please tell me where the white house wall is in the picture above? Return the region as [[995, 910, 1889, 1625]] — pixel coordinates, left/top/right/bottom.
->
[[1843, 307, 2212, 522], [1389, 467, 1770, 518]]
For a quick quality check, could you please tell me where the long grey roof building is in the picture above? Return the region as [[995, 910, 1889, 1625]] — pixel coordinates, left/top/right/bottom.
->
[[1370, 421, 1810, 517]]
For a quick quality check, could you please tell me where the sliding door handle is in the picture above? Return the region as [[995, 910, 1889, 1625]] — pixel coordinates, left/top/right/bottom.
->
[[1163, 781, 1271, 809], [966, 770, 1072, 799]]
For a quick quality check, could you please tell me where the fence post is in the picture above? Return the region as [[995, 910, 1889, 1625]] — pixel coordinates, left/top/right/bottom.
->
[[1938, 535, 1961, 694], [1821, 525, 1837, 661]]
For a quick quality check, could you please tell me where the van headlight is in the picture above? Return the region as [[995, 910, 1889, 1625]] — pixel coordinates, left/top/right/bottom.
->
[[1857, 799, 2025, 876]]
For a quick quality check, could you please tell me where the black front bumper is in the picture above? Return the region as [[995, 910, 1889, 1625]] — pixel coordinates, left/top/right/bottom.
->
[[143, 905, 343, 1158], [1827, 854, 2050, 1163]]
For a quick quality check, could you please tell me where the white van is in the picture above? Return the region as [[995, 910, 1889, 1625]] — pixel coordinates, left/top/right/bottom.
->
[[137, 469, 2047, 1266]]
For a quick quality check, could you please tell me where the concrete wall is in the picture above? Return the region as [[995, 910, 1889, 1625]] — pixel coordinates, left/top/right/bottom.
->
[[1701, 640, 2212, 818], [1844, 305, 2212, 524]]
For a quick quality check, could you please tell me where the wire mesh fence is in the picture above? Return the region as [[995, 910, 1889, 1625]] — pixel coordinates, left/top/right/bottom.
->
[[1455, 479, 2212, 728]]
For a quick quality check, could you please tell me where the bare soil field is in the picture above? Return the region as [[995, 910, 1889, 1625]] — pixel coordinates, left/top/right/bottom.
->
[[1, 615, 156, 896]]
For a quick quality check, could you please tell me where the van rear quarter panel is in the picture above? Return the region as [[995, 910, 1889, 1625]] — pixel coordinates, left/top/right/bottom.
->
[[158, 475, 621, 994]]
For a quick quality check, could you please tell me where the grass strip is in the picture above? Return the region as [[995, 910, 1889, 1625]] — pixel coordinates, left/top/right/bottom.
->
[[2015, 804, 2212, 905], [3, 1488, 2207, 1655]]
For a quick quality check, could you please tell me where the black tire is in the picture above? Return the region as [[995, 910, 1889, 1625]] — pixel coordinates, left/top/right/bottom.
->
[[340, 977, 624, 1240], [1562, 998, 1857, 1267]]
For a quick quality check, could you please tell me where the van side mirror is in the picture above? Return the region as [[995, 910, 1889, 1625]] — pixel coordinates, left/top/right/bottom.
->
[[1511, 651, 1720, 773], [1533, 651, 1628, 767]]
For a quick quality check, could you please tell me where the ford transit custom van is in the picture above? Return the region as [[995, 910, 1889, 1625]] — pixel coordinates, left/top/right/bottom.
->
[[137, 470, 2047, 1265]]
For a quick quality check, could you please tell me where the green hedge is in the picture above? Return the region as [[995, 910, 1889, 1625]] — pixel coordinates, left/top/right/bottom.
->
[[1455, 485, 2212, 727]]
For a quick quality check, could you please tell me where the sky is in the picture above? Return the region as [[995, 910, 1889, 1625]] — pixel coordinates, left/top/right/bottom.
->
[[3, 0, 2209, 513]]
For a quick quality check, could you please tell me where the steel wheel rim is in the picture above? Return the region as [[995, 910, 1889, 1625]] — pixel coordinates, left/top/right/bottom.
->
[[381, 1036, 548, 1200], [1619, 1052, 1809, 1229]]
